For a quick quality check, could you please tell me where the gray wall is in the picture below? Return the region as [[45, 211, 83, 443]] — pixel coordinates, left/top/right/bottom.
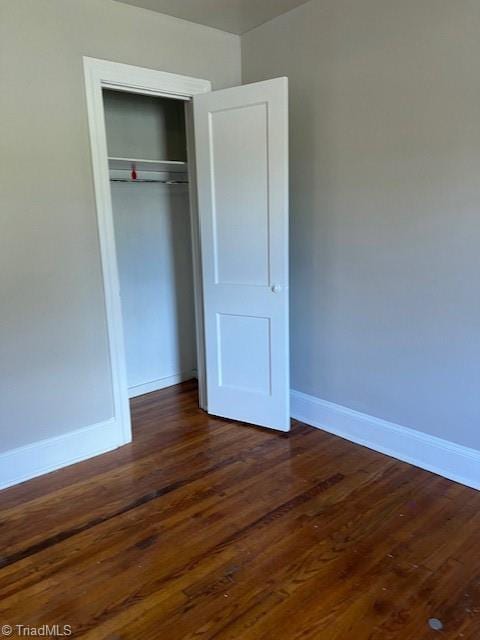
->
[[111, 182, 197, 393], [0, 0, 240, 452], [242, 0, 480, 449], [104, 90, 196, 393], [103, 90, 187, 161]]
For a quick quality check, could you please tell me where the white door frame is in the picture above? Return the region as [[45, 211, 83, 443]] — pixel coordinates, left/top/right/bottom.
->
[[83, 56, 211, 445]]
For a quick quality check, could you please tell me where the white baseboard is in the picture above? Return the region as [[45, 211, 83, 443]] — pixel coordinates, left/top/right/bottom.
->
[[128, 370, 197, 398], [0, 418, 127, 491], [0, 370, 197, 491], [291, 390, 480, 490], [4, 387, 478, 493]]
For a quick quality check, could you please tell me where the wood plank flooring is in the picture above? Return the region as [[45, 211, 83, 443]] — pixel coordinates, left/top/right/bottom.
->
[[1, 380, 479, 638]]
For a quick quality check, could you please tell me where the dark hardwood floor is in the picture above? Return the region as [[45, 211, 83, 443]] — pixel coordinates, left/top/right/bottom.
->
[[1, 380, 479, 638]]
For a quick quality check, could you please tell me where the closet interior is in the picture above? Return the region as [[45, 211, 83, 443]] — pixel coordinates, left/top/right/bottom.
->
[[103, 89, 197, 398]]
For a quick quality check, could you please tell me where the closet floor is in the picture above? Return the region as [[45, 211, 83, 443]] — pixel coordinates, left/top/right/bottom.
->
[[1, 380, 479, 639]]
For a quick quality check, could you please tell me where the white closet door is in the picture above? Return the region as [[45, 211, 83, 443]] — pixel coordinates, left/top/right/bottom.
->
[[193, 78, 289, 431]]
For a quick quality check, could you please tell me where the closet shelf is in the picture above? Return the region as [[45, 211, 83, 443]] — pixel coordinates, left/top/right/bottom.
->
[[108, 157, 188, 173]]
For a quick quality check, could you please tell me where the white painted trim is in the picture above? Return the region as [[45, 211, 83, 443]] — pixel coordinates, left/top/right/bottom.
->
[[0, 419, 123, 491], [84, 57, 211, 100], [184, 102, 208, 410], [83, 57, 212, 447], [291, 390, 480, 490], [128, 370, 197, 398]]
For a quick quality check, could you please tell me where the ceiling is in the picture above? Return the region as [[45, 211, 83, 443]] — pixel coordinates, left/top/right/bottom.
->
[[115, 0, 311, 35]]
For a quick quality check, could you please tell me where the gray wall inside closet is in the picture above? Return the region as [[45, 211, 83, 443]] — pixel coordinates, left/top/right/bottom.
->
[[104, 90, 197, 396]]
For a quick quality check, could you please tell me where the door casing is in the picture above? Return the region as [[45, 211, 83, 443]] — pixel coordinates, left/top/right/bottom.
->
[[83, 57, 211, 445]]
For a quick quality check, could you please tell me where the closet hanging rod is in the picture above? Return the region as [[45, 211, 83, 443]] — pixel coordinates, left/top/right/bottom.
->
[[110, 178, 188, 184]]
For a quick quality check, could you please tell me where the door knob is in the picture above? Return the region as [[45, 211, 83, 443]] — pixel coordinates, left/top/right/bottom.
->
[[271, 284, 282, 293]]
